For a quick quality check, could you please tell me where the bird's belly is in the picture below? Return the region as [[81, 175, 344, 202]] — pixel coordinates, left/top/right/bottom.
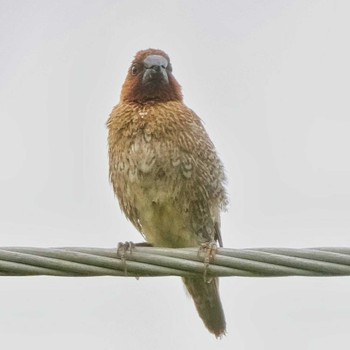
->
[[121, 134, 199, 247], [130, 181, 198, 248]]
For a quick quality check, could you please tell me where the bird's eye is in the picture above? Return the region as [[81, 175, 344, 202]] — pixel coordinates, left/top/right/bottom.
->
[[131, 65, 138, 75]]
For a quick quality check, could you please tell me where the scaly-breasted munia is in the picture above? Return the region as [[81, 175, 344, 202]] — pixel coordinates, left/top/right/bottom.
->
[[107, 49, 228, 337]]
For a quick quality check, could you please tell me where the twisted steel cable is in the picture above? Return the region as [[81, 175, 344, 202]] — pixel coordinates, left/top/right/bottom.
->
[[2, 246, 350, 277]]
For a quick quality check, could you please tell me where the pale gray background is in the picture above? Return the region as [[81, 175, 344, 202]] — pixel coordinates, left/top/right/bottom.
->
[[1, 0, 350, 349]]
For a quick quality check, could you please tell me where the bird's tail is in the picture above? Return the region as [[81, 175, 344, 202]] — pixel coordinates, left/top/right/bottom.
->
[[182, 276, 226, 338]]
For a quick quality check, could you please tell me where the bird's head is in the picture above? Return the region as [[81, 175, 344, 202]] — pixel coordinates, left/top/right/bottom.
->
[[120, 49, 183, 104]]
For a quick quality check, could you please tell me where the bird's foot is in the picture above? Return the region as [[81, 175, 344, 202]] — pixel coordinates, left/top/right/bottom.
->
[[117, 241, 135, 275], [198, 241, 218, 283], [117, 241, 153, 275]]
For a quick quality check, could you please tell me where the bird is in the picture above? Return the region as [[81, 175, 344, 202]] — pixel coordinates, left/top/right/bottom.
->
[[107, 48, 228, 337]]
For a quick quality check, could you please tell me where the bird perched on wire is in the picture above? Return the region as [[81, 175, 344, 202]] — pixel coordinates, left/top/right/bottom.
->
[[107, 48, 228, 337]]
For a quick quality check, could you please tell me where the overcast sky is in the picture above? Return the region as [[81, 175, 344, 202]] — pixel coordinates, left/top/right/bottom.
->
[[1, 1, 350, 349]]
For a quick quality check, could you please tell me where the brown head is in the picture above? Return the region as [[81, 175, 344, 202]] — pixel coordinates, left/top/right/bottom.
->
[[120, 49, 183, 104]]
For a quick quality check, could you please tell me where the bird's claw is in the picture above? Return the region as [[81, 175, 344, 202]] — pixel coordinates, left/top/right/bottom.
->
[[117, 241, 135, 275], [198, 242, 218, 283], [117, 241, 153, 276]]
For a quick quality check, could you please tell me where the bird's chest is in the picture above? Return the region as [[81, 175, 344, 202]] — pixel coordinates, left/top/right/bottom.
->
[[113, 110, 179, 200]]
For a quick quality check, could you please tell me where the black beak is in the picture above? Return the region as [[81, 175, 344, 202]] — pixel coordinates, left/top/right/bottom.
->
[[142, 55, 169, 84]]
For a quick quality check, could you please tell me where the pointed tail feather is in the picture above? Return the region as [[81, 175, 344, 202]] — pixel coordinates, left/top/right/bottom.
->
[[182, 276, 226, 338]]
